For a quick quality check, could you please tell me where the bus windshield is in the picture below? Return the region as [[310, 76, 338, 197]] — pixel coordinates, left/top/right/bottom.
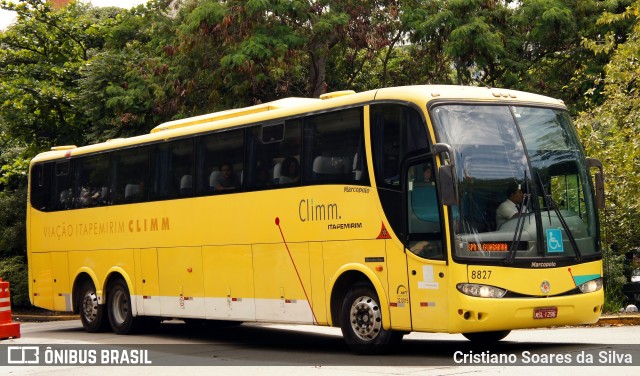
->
[[431, 104, 599, 262]]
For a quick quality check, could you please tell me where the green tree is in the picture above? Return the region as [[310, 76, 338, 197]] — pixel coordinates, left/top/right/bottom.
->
[[401, 0, 634, 112], [0, 256, 29, 307], [174, 0, 407, 101], [176, 0, 349, 99], [78, 0, 177, 141], [506, 0, 634, 113], [0, 185, 27, 307], [575, 2, 640, 252], [0, 0, 115, 148], [178, 0, 307, 103], [327, 0, 408, 91], [403, 0, 508, 85], [574, 2, 640, 311], [0, 142, 27, 307], [0, 187, 26, 258]]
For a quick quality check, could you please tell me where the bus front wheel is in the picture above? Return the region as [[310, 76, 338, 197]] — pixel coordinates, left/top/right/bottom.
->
[[79, 280, 108, 333], [462, 330, 511, 343], [340, 283, 403, 354], [107, 279, 138, 334]]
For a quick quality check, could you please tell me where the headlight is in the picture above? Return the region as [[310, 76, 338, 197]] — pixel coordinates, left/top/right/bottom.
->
[[578, 277, 603, 293], [457, 283, 507, 298]]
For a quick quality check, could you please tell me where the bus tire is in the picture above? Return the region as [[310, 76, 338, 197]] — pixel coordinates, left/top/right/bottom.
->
[[340, 283, 403, 354], [79, 280, 108, 333], [462, 330, 511, 343], [107, 279, 138, 334]]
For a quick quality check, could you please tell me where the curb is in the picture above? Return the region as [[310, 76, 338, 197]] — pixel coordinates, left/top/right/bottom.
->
[[12, 314, 79, 322], [589, 314, 640, 326]]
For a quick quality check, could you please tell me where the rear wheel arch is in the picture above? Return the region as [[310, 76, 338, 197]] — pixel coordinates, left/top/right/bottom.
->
[[104, 269, 135, 300], [72, 272, 99, 314]]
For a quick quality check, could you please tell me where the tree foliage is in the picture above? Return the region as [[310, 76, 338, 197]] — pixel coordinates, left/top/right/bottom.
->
[[78, 0, 177, 141], [0, 255, 29, 307], [575, 1, 640, 252], [0, 0, 115, 147]]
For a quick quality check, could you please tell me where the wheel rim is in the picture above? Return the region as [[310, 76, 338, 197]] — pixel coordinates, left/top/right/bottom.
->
[[349, 295, 382, 341], [111, 288, 129, 326], [82, 290, 99, 324]]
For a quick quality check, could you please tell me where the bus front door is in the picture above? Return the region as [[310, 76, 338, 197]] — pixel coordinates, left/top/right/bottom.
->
[[404, 158, 449, 332]]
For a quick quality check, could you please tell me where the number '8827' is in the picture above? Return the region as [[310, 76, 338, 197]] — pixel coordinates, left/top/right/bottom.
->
[[470, 270, 492, 280]]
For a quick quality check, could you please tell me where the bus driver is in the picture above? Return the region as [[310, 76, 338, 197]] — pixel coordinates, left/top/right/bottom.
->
[[496, 183, 527, 228]]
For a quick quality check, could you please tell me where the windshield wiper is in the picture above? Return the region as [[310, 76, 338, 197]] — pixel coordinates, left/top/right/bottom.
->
[[505, 191, 530, 264], [536, 172, 582, 261], [506, 173, 530, 264]]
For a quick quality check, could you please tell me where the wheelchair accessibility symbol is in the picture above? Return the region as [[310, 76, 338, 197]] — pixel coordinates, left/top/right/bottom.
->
[[546, 229, 564, 253]]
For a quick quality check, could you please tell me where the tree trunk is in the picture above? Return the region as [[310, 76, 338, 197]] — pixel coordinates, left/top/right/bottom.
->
[[308, 47, 328, 98]]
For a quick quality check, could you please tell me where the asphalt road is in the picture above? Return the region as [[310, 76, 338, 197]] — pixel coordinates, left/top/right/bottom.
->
[[1, 318, 639, 375]]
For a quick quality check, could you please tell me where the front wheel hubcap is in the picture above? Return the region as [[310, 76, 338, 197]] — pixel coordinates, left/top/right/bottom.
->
[[349, 295, 382, 341]]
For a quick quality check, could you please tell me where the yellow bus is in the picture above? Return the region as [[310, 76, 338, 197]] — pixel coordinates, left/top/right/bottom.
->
[[27, 85, 605, 353]]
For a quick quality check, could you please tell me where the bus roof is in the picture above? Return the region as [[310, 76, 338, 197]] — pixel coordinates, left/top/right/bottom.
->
[[150, 97, 322, 133], [31, 85, 566, 163]]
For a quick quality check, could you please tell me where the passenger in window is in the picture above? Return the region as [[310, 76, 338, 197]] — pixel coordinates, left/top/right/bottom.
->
[[96, 186, 110, 205], [423, 164, 434, 184], [279, 157, 300, 184], [77, 186, 105, 207], [213, 163, 238, 190], [59, 188, 73, 209], [253, 166, 272, 188], [411, 163, 434, 184], [77, 187, 92, 207]]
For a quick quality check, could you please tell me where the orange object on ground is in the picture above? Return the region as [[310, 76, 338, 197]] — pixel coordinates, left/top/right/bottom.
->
[[0, 278, 20, 339]]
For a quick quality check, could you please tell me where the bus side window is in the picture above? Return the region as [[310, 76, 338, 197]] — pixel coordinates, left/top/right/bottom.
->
[[54, 160, 72, 210], [30, 163, 56, 211], [303, 108, 368, 185], [371, 104, 429, 189], [196, 129, 244, 194], [247, 120, 301, 190], [113, 147, 149, 204], [152, 139, 194, 199], [73, 154, 109, 208]]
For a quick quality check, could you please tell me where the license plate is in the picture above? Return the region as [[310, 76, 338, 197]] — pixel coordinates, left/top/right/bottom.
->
[[533, 307, 558, 319]]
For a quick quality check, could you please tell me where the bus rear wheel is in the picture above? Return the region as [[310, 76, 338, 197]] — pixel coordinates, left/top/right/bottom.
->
[[79, 280, 108, 333], [462, 330, 511, 343], [107, 279, 138, 334], [340, 283, 403, 354]]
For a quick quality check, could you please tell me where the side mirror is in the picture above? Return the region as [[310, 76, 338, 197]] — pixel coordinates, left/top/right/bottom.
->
[[431, 143, 458, 206], [438, 164, 458, 205], [587, 158, 605, 209]]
